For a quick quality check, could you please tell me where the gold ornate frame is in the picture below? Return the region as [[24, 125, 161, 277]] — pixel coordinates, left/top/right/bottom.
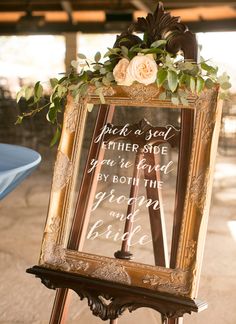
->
[[38, 84, 222, 300]]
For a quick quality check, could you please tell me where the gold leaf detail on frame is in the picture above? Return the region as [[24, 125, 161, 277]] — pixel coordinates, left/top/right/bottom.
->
[[185, 240, 196, 260], [91, 262, 131, 285], [184, 240, 197, 269], [48, 216, 61, 233], [143, 274, 170, 286], [121, 84, 160, 102], [102, 86, 115, 96], [41, 216, 89, 272], [143, 269, 188, 294], [189, 170, 209, 212], [196, 89, 218, 143], [64, 99, 79, 133], [41, 238, 89, 272], [52, 151, 73, 191], [87, 86, 115, 97]]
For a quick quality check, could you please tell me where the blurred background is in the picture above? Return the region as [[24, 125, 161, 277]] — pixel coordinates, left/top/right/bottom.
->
[[0, 1, 236, 323]]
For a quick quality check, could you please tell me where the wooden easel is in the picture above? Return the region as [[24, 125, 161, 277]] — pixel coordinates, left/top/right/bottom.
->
[[48, 99, 194, 324], [47, 3, 199, 322]]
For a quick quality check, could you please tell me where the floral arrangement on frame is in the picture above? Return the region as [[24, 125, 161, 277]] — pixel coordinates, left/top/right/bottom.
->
[[16, 2, 231, 145]]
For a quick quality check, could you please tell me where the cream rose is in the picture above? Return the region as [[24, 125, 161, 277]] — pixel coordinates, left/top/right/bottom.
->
[[127, 54, 158, 85], [113, 58, 133, 86]]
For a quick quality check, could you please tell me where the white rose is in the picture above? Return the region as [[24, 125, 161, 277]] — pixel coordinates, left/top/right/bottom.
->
[[113, 58, 133, 86], [127, 54, 158, 85]]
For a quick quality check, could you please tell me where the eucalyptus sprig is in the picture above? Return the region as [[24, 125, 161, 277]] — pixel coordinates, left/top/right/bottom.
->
[[16, 39, 231, 145]]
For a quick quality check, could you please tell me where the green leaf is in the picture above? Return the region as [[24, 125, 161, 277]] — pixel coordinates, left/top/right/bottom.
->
[[104, 60, 112, 66], [157, 69, 167, 87], [178, 61, 194, 71], [15, 115, 23, 124], [217, 72, 230, 84], [99, 91, 105, 104], [25, 87, 33, 101], [102, 76, 110, 86], [159, 92, 167, 100], [50, 127, 61, 147], [93, 64, 101, 71], [177, 88, 188, 98], [16, 85, 27, 102], [95, 81, 102, 88], [200, 62, 217, 74], [52, 97, 61, 111], [106, 72, 114, 82], [179, 74, 187, 87], [220, 81, 231, 90], [107, 47, 121, 55], [68, 83, 80, 91], [94, 51, 101, 62], [117, 37, 130, 45], [46, 106, 57, 123], [99, 67, 107, 75], [196, 76, 205, 94], [79, 83, 88, 96], [71, 60, 78, 69], [167, 70, 178, 92], [151, 39, 167, 48], [189, 76, 195, 93], [50, 78, 58, 88], [77, 53, 86, 59], [86, 103, 94, 112], [180, 96, 189, 106], [58, 76, 68, 84], [34, 81, 43, 100], [205, 78, 214, 89], [165, 55, 174, 68], [17, 86, 28, 102], [57, 85, 67, 98], [95, 88, 105, 104], [190, 65, 200, 77], [141, 48, 163, 54], [171, 95, 180, 105], [16, 91, 22, 103], [143, 32, 148, 44], [121, 46, 129, 58], [219, 92, 229, 100], [104, 51, 111, 58]]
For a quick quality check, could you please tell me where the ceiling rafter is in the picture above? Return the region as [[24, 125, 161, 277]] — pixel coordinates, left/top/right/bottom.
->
[[130, 0, 154, 12], [61, 0, 75, 23]]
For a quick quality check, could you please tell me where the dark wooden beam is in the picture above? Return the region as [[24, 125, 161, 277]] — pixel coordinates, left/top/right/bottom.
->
[[0, 18, 236, 35], [131, 0, 155, 12], [0, 1, 136, 12], [0, 0, 236, 12], [61, 0, 75, 24], [164, 1, 236, 8], [186, 18, 236, 32]]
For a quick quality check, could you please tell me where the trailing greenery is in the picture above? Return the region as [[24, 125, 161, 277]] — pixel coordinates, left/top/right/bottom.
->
[[16, 38, 231, 145]]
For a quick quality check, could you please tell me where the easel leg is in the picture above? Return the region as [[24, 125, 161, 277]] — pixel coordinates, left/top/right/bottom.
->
[[144, 151, 168, 267], [110, 319, 118, 324], [114, 149, 143, 260], [49, 288, 70, 323]]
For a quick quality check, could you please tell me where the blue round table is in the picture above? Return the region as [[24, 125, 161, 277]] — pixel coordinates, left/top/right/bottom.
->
[[0, 143, 41, 200]]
